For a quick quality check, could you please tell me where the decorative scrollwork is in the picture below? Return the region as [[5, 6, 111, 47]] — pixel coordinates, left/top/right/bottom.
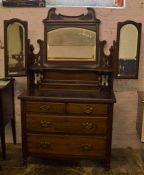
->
[[29, 40, 44, 67], [34, 73, 43, 85], [44, 7, 100, 22], [100, 40, 113, 68]]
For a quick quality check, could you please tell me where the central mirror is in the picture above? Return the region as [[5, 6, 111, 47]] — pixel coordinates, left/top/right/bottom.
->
[[47, 28, 96, 61], [43, 8, 100, 66]]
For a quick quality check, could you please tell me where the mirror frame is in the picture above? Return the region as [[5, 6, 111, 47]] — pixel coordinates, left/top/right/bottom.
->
[[43, 8, 101, 67], [4, 18, 28, 77], [115, 20, 142, 79]]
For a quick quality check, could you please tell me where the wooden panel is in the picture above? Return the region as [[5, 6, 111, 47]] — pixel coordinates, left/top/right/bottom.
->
[[40, 82, 98, 91], [67, 103, 108, 115], [27, 134, 106, 158], [25, 102, 65, 114], [26, 114, 108, 135], [44, 71, 99, 81]]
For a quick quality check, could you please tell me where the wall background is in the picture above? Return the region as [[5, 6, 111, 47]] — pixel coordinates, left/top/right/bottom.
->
[[0, 0, 144, 148]]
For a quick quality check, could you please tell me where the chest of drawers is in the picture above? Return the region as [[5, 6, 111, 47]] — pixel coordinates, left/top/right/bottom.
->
[[19, 96, 115, 170]]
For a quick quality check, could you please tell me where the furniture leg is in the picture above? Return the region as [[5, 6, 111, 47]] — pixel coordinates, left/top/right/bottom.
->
[[104, 159, 111, 171], [0, 165, 2, 171], [11, 118, 16, 144], [1, 129, 6, 160]]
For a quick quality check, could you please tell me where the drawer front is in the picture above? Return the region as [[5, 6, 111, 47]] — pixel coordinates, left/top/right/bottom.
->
[[25, 102, 65, 114], [67, 103, 108, 115], [26, 114, 108, 135], [27, 134, 106, 158]]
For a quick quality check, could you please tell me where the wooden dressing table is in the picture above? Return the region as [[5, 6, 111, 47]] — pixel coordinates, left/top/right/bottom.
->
[[0, 78, 16, 159], [18, 8, 116, 169]]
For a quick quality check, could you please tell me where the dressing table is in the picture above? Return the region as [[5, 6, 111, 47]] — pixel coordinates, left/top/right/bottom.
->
[[3, 6, 143, 170], [16, 8, 116, 169]]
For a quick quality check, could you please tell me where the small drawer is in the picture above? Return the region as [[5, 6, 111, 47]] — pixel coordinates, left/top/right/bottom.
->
[[27, 134, 106, 158], [25, 101, 65, 114], [26, 114, 108, 135], [67, 103, 108, 115]]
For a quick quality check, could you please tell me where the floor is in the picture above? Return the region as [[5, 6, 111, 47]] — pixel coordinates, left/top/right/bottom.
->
[[0, 144, 144, 175]]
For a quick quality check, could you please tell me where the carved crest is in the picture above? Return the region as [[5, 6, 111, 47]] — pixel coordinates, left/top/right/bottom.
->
[[43, 8, 100, 23]]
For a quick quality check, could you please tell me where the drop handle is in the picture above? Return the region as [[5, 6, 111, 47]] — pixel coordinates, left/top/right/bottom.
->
[[40, 141, 51, 149], [82, 122, 93, 130], [81, 144, 92, 151], [40, 105, 50, 111], [40, 120, 52, 128], [83, 105, 94, 114]]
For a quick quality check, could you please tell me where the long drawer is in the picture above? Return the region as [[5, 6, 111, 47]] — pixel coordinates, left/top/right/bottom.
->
[[26, 114, 108, 135], [25, 102, 65, 114], [67, 103, 108, 115], [27, 134, 106, 158]]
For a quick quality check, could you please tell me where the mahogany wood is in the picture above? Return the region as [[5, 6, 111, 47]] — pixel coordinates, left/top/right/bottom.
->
[[18, 8, 116, 170]]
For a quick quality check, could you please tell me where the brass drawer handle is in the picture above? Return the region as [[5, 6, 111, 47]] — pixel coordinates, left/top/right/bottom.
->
[[40, 141, 51, 149], [81, 144, 92, 151], [40, 105, 50, 111], [40, 120, 52, 128], [83, 105, 94, 114], [82, 122, 93, 130]]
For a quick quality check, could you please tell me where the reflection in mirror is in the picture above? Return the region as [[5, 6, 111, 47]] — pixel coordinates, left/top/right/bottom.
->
[[47, 28, 96, 61], [118, 24, 138, 77], [7, 22, 25, 75], [116, 21, 142, 79], [4, 19, 28, 77]]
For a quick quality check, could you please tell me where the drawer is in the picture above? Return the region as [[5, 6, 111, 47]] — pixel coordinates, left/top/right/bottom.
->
[[25, 102, 65, 114], [67, 103, 108, 115], [26, 114, 108, 135], [27, 134, 106, 158]]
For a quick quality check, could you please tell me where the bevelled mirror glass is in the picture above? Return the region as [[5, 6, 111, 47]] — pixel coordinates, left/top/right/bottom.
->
[[47, 28, 96, 61], [116, 21, 142, 79], [43, 8, 100, 66], [4, 19, 28, 77]]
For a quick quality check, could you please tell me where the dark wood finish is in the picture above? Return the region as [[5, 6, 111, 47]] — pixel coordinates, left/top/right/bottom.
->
[[67, 103, 108, 115], [27, 134, 106, 158], [0, 78, 16, 159], [26, 114, 108, 135], [25, 101, 65, 113], [18, 8, 116, 170], [115, 20, 142, 79], [4, 18, 28, 77]]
